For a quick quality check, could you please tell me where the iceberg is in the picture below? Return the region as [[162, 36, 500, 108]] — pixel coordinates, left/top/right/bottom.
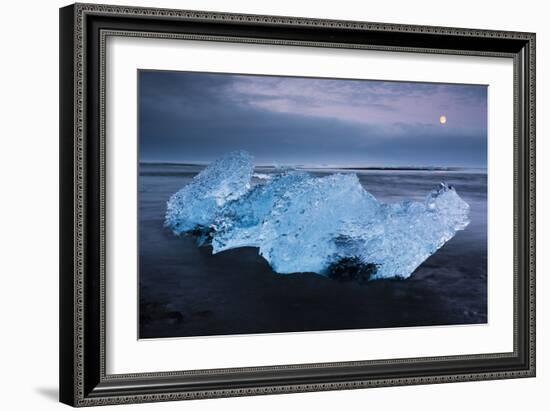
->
[[165, 150, 254, 235], [212, 170, 311, 252], [165, 151, 470, 281], [333, 182, 470, 280]]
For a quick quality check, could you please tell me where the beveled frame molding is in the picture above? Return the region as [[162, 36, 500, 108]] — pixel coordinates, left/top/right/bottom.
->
[[60, 3, 535, 407]]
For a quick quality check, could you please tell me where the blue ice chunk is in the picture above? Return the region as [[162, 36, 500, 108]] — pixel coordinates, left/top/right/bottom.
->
[[257, 173, 380, 274], [211, 171, 311, 253], [165, 151, 470, 280], [164, 150, 254, 235], [335, 183, 470, 279]]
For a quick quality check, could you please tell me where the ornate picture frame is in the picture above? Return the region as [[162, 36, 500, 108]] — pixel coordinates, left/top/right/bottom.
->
[[59, 3, 535, 406]]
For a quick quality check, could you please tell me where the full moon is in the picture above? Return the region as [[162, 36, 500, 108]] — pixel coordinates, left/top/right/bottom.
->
[[439, 115, 447, 124]]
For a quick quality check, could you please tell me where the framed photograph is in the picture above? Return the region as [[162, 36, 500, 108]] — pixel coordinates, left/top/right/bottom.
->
[[59, 3, 536, 407]]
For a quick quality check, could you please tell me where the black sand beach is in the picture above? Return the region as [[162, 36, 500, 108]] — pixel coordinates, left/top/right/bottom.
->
[[139, 164, 487, 339]]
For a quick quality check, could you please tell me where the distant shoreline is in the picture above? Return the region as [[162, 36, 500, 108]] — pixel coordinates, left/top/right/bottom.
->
[[139, 162, 487, 172]]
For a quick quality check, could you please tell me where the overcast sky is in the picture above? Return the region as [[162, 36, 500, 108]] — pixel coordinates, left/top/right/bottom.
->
[[139, 70, 487, 167]]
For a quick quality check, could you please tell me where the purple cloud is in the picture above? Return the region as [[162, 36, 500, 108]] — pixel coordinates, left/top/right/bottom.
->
[[226, 75, 487, 134]]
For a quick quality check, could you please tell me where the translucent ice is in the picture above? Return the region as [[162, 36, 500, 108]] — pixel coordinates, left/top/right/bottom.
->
[[211, 171, 311, 253], [256, 173, 380, 275], [165, 150, 254, 235], [165, 151, 470, 280], [332, 182, 470, 279]]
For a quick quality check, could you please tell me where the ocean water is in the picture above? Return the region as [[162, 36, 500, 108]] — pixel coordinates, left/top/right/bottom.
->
[[139, 163, 487, 338]]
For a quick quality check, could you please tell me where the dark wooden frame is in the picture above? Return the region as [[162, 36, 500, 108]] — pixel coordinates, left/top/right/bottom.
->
[[60, 3, 536, 407]]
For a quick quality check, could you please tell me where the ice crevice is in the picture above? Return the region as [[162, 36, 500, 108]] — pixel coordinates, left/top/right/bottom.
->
[[165, 150, 470, 280]]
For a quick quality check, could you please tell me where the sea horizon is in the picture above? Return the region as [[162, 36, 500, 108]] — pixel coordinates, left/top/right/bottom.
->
[[139, 161, 487, 172]]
